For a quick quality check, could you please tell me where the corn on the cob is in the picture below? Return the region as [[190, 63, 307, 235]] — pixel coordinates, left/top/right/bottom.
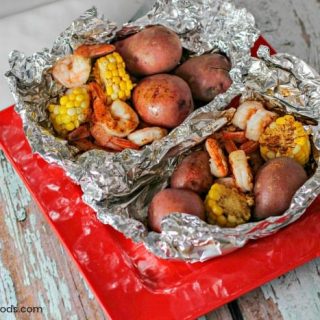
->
[[205, 183, 251, 227], [93, 52, 133, 105], [48, 87, 90, 136], [259, 115, 310, 166]]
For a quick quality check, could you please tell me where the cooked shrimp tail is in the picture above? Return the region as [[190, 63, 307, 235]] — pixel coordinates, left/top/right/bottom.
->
[[205, 137, 229, 178], [127, 127, 168, 146], [74, 44, 115, 58], [91, 123, 139, 151]]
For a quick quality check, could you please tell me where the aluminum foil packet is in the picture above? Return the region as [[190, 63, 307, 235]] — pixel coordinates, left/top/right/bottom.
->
[[6, 1, 319, 263], [146, 46, 320, 261]]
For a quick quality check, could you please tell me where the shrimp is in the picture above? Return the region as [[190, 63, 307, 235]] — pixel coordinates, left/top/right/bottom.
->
[[91, 124, 139, 151], [229, 150, 253, 192], [245, 109, 276, 141], [68, 124, 91, 141], [52, 43, 115, 88], [89, 82, 139, 137], [232, 101, 264, 130], [52, 55, 91, 89], [127, 127, 168, 146], [70, 138, 99, 152], [205, 137, 229, 178], [73, 44, 115, 58], [88, 82, 139, 151], [222, 131, 247, 143], [239, 140, 259, 154]]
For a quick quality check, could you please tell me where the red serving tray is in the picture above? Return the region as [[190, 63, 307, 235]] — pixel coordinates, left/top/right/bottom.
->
[[1, 37, 319, 320]]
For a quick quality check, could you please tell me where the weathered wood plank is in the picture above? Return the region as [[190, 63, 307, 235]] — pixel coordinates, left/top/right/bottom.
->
[[0, 150, 232, 320], [201, 305, 233, 320], [0, 151, 106, 320], [235, 0, 320, 71], [261, 259, 320, 320], [237, 288, 284, 320]]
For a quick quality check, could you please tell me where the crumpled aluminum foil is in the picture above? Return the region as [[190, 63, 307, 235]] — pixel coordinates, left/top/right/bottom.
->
[[150, 46, 320, 261], [7, 1, 319, 262]]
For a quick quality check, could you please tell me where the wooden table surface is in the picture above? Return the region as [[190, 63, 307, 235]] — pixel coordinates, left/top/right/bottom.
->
[[1, 1, 320, 319]]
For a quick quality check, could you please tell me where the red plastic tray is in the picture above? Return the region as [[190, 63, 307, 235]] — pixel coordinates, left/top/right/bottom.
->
[[1, 37, 319, 320]]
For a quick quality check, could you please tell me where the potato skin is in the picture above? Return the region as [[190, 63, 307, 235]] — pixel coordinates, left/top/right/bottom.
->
[[133, 74, 194, 128], [115, 26, 182, 76], [175, 54, 232, 102], [170, 151, 213, 194], [254, 157, 307, 219], [148, 189, 205, 232]]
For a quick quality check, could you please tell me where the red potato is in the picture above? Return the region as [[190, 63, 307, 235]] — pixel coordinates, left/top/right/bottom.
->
[[254, 157, 308, 219], [115, 26, 182, 76], [148, 188, 205, 232], [175, 53, 232, 102], [170, 151, 213, 194], [133, 74, 194, 128]]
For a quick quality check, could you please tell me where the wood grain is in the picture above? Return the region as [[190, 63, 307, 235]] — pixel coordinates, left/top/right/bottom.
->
[[232, 1, 320, 319], [235, 0, 320, 71], [0, 151, 106, 320]]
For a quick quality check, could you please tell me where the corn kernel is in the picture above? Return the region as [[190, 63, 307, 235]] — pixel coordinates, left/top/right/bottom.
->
[[284, 115, 294, 121], [113, 76, 120, 84], [212, 204, 224, 216], [74, 100, 81, 107], [61, 115, 71, 124], [60, 96, 69, 105], [107, 86, 113, 95], [276, 117, 286, 125], [72, 88, 81, 95], [48, 104, 56, 112], [118, 69, 125, 77], [51, 106, 58, 115], [65, 122, 75, 131], [217, 215, 227, 227], [269, 122, 277, 130], [118, 91, 125, 99], [66, 101, 73, 109], [106, 71, 112, 79], [293, 145, 301, 154], [227, 215, 237, 224], [295, 137, 306, 145], [59, 106, 67, 114], [78, 114, 86, 122], [55, 115, 63, 124], [126, 81, 133, 90], [267, 151, 276, 159], [76, 94, 84, 102], [67, 108, 76, 116], [112, 70, 119, 77], [115, 54, 123, 63]]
